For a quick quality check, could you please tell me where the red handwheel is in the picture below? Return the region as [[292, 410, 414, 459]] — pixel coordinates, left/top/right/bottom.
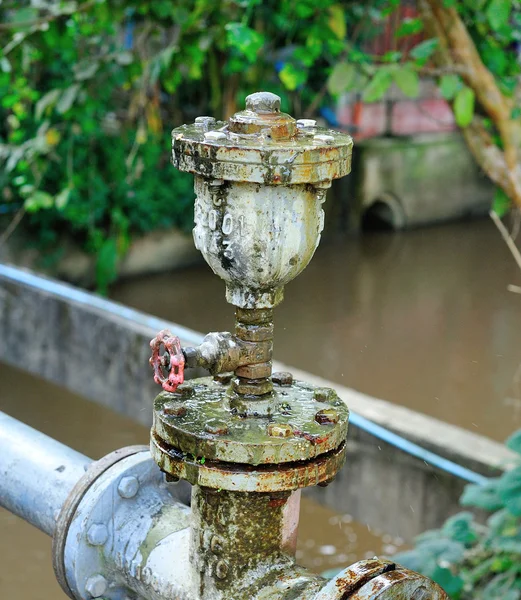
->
[[149, 330, 185, 392]]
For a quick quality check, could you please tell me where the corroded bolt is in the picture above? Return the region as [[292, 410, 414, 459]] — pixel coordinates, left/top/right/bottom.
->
[[210, 536, 223, 554], [87, 523, 108, 546], [117, 476, 139, 499], [315, 408, 340, 425], [314, 388, 334, 402], [272, 371, 293, 387], [296, 119, 317, 128], [267, 423, 293, 438], [215, 560, 229, 580], [213, 372, 233, 385], [314, 134, 334, 144], [85, 574, 107, 598], [205, 419, 229, 435], [164, 402, 187, 417], [246, 91, 281, 113], [204, 130, 227, 141], [195, 116, 216, 127]]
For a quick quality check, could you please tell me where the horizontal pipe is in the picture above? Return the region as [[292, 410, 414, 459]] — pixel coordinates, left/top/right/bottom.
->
[[0, 411, 91, 535]]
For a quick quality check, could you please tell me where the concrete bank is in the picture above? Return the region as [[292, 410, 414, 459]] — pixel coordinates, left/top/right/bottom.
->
[[0, 264, 515, 540]]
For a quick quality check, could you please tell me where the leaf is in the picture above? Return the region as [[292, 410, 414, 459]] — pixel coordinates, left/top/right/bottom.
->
[[486, 0, 512, 31], [96, 238, 118, 295], [55, 187, 71, 210], [442, 512, 478, 545], [327, 62, 356, 95], [396, 18, 424, 39], [73, 60, 99, 81], [454, 86, 475, 127], [279, 63, 307, 91], [505, 430, 521, 454], [45, 128, 61, 147], [497, 466, 521, 516], [328, 5, 346, 40], [24, 191, 54, 213], [1, 57, 11, 73], [56, 84, 80, 114], [35, 89, 60, 120], [461, 479, 504, 512], [439, 74, 462, 100], [431, 566, 464, 597], [362, 69, 393, 102], [492, 188, 511, 217], [225, 23, 264, 63], [393, 67, 420, 98], [410, 38, 439, 62]]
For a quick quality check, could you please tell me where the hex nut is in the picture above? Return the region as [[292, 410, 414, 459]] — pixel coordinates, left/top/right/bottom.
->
[[267, 423, 293, 438], [117, 476, 139, 499], [215, 560, 229, 579], [87, 523, 108, 546], [204, 130, 227, 141], [85, 574, 108, 598], [213, 372, 233, 385], [164, 402, 187, 417], [315, 408, 340, 425], [314, 388, 334, 402], [210, 536, 223, 554], [314, 134, 334, 144], [272, 371, 293, 387], [205, 419, 229, 435], [195, 116, 216, 127]]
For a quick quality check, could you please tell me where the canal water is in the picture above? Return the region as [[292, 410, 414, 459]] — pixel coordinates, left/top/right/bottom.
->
[[1, 217, 519, 596], [112, 218, 521, 443]]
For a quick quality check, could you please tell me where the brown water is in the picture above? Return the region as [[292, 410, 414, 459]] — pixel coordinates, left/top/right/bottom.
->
[[112, 218, 521, 443], [0, 364, 397, 598]]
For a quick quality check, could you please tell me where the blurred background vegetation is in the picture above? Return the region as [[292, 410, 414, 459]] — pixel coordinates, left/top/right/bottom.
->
[[0, 0, 519, 293]]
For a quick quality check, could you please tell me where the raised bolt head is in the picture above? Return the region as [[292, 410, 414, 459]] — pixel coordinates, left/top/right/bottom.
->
[[296, 119, 317, 128], [246, 91, 281, 114], [195, 116, 216, 127], [210, 536, 223, 554], [204, 130, 227, 141], [315, 408, 340, 425], [87, 523, 108, 546], [272, 371, 293, 387], [164, 402, 187, 417], [85, 574, 107, 598], [314, 134, 334, 144], [117, 476, 139, 499], [267, 422, 293, 438], [314, 388, 334, 402], [205, 419, 229, 435], [215, 560, 229, 579], [213, 372, 233, 385]]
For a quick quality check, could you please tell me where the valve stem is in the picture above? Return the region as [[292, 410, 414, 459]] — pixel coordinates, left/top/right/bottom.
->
[[233, 307, 273, 396]]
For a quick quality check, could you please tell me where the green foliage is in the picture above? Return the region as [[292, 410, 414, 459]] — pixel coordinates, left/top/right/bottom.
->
[[2, 0, 520, 289], [396, 432, 521, 599]]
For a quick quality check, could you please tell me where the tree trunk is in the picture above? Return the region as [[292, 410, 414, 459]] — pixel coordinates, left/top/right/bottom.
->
[[418, 0, 521, 209]]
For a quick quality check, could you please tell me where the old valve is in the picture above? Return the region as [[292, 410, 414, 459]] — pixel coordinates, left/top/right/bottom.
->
[[149, 330, 185, 392]]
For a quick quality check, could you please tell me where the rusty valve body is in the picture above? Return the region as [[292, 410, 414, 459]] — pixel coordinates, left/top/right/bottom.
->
[[148, 92, 448, 600]]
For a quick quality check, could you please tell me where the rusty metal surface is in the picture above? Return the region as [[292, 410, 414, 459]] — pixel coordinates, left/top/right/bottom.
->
[[151, 433, 346, 493], [315, 559, 449, 600], [172, 91, 352, 186], [152, 376, 349, 465]]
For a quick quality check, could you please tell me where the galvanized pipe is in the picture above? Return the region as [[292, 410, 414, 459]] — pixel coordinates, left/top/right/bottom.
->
[[0, 411, 90, 535]]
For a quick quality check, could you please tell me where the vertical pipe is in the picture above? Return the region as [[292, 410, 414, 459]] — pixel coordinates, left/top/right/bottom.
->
[[0, 411, 91, 535]]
